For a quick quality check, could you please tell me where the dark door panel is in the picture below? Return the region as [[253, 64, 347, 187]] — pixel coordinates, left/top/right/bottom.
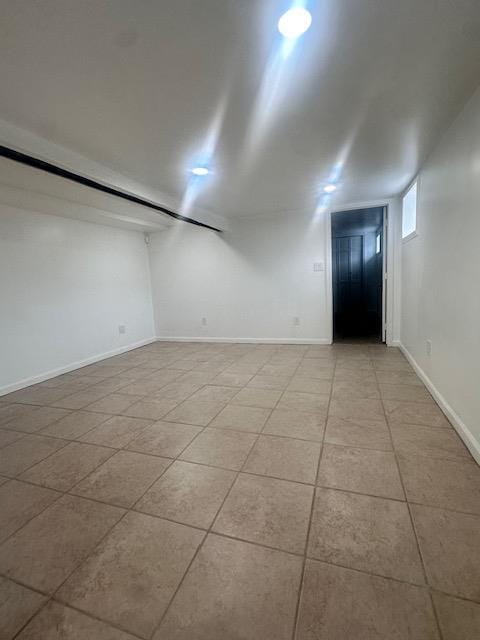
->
[[332, 208, 384, 341]]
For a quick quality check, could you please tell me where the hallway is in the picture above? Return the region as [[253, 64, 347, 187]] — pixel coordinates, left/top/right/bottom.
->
[[1, 341, 479, 639]]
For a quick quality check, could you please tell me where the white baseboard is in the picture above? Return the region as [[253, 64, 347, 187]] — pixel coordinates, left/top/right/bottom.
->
[[0, 337, 157, 397], [399, 342, 480, 466], [155, 336, 332, 345]]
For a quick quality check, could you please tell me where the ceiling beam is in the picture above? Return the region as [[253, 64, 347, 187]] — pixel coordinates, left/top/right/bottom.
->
[[0, 145, 222, 233]]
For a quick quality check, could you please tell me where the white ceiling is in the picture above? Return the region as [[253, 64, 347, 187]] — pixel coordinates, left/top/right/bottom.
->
[[1, 0, 480, 222]]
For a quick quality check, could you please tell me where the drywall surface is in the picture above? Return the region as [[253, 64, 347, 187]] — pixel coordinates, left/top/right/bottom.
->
[[0, 206, 155, 392], [149, 211, 360, 343], [401, 85, 480, 461]]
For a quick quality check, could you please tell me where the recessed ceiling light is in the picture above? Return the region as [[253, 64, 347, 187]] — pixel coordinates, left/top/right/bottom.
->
[[278, 8, 312, 38], [323, 184, 337, 193], [191, 167, 209, 176]]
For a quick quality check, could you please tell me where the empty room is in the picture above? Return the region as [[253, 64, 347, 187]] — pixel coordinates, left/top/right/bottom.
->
[[1, 1, 480, 638]]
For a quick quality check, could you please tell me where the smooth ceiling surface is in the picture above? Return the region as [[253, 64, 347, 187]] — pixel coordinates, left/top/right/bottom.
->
[[1, 0, 480, 219]]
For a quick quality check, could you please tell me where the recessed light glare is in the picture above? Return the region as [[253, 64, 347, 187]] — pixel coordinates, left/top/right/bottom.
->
[[191, 167, 209, 176], [323, 184, 337, 193], [278, 8, 312, 39]]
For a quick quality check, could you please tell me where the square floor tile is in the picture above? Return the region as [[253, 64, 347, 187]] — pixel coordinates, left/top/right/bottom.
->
[[333, 369, 377, 383], [2, 406, 71, 433], [398, 453, 480, 514], [188, 385, 239, 403], [72, 451, 171, 507], [308, 488, 424, 583], [177, 371, 219, 385], [317, 444, 404, 500], [126, 421, 202, 458], [411, 504, 480, 600], [180, 428, 256, 470], [0, 429, 25, 448], [120, 397, 178, 420], [335, 361, 373, 373], [40, 410, 110, 440], [0, 479, 59, 544], [286, 377, 332, 395], [295, 360, 335, 380], [324, 416, 391, 450], [375, 370, 424, 386], [243, 435, 321, 484], [383, 399, 450, 428], [20, 442, 114, 491], [211, 372, 253, 387], [391, 424, 472, 461], [143, 369, 184, 386], [17, 601, 138, 639], [210, 404, 270, 433], [117, 379, 165, 396], [247, 374, 290, 390], [164, 399, 226, 426], [82, 377, 131, 394], [52, 389, 111, 410], [0, 435, 67, 477], [213, 473, 313, 553], [328, 398, 385, 421], [332, 381, 380, 400], [372, 359, 412, 372], [259, 364, 298, 377], [83, 392, 141, 414], [263, 408, 325, 441], [136, 460, 235, 528], [0, 495, 124, 593], [151, 381, 202, 403], [0, 576, 46, 640], [155, 534, 303, 640], [277, 391, 330, 414], [2, 387, 71, 406], [57, 511, 204, 638], [0, 405, 34, 426], [379, 384, 433, 403], [79, 415, 152, 448], [232, 387, 282, 409], [296, 560, 439, 640], [433, 593, 480, 640]]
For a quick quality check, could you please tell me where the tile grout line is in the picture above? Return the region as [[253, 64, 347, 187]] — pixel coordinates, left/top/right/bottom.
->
[[290, 349, 337, 640], [379, 380, 445, 640], [7, 344, 215, 640], [2, 342, 475, 638], [146, 347, 301, 639]]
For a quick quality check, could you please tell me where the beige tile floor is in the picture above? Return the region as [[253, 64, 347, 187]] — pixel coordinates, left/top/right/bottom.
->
[[0, 342, 479, 639]]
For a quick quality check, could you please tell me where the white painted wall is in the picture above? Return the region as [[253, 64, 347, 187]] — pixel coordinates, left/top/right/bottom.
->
[[149, 213, 331, 343], [0, 207, 155, 392], [400, 85, 480, 462], [148, 204, 402, 345]]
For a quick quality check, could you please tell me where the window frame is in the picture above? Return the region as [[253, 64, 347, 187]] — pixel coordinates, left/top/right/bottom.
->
[[402, 180, 418, 243]]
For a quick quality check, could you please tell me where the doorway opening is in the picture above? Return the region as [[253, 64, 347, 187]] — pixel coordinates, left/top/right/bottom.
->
[[331, 206, 386, 343]]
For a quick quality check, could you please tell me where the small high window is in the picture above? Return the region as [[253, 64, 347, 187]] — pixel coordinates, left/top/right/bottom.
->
[[402, 181, 417, 240]]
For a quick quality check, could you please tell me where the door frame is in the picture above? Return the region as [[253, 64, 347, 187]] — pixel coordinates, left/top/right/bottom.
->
[[326, 199, 398, 346]]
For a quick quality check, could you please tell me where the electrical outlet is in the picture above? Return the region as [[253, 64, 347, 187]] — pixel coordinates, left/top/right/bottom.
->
[[201, 317, 207, 327], [426, 339, 432, 356], [293, 316, 300, 326], [118, 325, 126, 334]]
